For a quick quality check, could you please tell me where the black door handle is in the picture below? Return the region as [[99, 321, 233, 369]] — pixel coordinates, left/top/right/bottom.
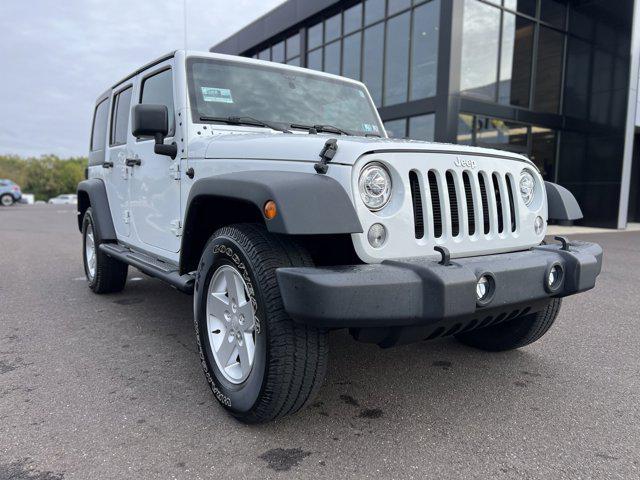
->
[[102, 161, 114, 169], [125, 158, 141, 167]]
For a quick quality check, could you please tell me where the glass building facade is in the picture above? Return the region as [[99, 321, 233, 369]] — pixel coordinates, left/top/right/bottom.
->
[[212, 0, 636, 228]]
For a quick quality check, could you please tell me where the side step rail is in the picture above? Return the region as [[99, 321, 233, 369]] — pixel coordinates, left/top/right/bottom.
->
[[99, 243, 194, 293]]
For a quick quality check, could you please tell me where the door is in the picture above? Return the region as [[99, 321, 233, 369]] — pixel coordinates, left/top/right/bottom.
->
[[128, 65, 181, 253], [105, 85, 134, 238]]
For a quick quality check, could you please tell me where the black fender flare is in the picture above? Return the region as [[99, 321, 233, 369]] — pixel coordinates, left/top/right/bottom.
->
[[77, 179, 117, 241], [183, 171, 363, 235], [545, 181, 583, 221]]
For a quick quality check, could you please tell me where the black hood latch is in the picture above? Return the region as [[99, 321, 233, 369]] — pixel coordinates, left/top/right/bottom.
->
[[315, 138, 338, 174]]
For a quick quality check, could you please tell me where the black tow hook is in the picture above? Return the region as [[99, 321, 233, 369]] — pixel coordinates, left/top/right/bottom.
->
[[554, 236, 571, 251], [315, 138, 338, 174], [434, 246, 451, 266]]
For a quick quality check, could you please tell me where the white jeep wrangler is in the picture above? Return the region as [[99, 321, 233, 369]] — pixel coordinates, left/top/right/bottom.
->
[[78, 50, 602, 423]]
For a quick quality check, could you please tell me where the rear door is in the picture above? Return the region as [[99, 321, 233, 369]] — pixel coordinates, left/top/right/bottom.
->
[[128, 63, 181, 253], [104, 84, 134, 238]]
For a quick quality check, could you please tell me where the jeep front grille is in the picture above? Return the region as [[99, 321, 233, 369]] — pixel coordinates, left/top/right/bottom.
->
[[409, 169, 518, 240]]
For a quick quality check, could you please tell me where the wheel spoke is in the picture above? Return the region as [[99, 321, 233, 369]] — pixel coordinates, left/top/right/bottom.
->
[[224, 269, 244, 305], [208, 292, 229, 321], [238, 303, 255, 332], [238, 338, 252, 377], [216, 335, 237, 367]]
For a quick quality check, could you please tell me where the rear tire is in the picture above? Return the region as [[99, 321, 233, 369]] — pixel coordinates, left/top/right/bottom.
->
[[455, 299, 562, 351], [1, 194, 14, 206], [194, 223, 328, 423], [82, 208, 128, 294]]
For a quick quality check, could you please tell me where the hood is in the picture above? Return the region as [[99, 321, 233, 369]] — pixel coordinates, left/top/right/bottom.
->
[[189, 130, 535, 168]]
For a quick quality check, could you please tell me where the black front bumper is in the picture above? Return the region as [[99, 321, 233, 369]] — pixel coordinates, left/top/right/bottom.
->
[[276, 241, 602, 330]]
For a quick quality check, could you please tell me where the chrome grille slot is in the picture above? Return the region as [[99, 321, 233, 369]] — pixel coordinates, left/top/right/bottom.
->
[[506, 175, 517, 232], [427, 170, 443, 238], [462, 171, 475, 236], [409, 170, 424, 239], [478, 173, 490, 234], [445, 171, 460, 237], [492, 173, 504, 233]]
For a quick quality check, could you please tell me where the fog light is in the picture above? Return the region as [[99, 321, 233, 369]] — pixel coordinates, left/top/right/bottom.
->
[[547, 264, 563, 290], [534, 216, 544, 235], [476, 274, 495, 305], [367, 223, 387, 248]]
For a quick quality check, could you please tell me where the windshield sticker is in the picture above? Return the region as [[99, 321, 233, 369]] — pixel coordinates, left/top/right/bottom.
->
[[362, 123, 379, 133], [358, 90, 366, 98], [201, 87, 234, 104]]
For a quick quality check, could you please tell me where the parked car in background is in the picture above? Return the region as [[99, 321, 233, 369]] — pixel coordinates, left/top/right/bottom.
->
[[48, 194, 78, 205], [0, 179, 22, 206]]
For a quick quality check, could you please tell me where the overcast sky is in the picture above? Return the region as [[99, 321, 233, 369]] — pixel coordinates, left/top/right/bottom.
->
[[0, 0, 285, 158]]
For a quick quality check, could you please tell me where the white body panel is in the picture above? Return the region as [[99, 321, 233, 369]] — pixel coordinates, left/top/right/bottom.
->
[[91, 50, 548, 267]]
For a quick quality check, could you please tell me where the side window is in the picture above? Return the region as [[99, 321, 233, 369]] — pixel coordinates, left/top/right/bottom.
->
[[90, 99, 109, 152], [140, 68, 175, 136], [110, 86, 133, 146]]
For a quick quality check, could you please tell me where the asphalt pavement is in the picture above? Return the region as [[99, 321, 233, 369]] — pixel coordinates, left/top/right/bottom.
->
[[1, 204, 638, 479]]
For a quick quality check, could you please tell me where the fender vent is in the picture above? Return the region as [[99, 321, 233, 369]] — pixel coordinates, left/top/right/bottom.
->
[[409, 171, 424, 239], [428, 171, 443, 238]]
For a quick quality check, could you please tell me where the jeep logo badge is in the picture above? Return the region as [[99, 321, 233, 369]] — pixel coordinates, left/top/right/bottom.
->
[[454, 157, 477, 169]]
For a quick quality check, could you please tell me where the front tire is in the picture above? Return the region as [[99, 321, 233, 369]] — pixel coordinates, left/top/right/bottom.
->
[[194, 224, 328, 423], [82, 208, 128, 293], [455, 299, 562, 351], [1, 194, 14, 206]]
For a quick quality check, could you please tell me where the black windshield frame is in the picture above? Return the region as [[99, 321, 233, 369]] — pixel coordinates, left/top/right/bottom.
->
[[185, 56, 384, 136]]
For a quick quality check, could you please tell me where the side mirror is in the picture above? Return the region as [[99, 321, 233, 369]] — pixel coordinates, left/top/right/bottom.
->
[[131, 104, 177, 159]]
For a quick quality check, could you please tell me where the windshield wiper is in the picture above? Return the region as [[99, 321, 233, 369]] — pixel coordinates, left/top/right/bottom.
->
[[199, 116, 291, 133], [290, 123, 351, 136]]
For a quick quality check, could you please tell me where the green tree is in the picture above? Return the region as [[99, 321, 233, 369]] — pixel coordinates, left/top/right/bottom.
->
[[0, 154, 87, 201]]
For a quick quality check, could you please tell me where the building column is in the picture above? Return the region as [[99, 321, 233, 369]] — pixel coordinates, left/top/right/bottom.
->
[[618, 0, 640, 228]]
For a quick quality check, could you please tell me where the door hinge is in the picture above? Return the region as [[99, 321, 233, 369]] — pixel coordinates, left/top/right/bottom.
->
[[123, 210, 131, 224], [170, 219, 182, 236], [169, 162, 180, 180]]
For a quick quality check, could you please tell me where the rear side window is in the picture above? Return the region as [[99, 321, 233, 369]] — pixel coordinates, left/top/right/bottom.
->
[[90, 99, 109, 151], [140, 68, 175, 136], [110, 86, 133, 146]]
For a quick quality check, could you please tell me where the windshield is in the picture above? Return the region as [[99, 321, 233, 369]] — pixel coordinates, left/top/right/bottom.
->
[[187, 57, 383, 136]]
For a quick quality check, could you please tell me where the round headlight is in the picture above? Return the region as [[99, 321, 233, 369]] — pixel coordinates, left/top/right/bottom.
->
[[519, 169, 536, 206], [359, 163, 392, 211]]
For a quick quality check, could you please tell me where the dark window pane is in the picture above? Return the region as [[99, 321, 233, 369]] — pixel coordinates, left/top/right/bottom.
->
[[499, 13, 533, 107], [563, 36, 590, 119], [531, 127, 557, 180], [388, 0, 410, 16], [384, 11, 410, 105], [363, 23, 385, 106], [533, 26, 564, 113], [258, 49, 270, 60], [410, 0, 439, 100], [344, 3, 363, 34], [343, 33, 362, 80], [286, 34, 300, 59], [324, 41, 341, 75], [307, 48, 323, 70], [409, 114, 435, 141], [504, 0, 536, 17], [384, 118, 407, 138], [111, 87, 132, 145], [141, 69, 175, 135], [365, 0, 385, 25], [287, 56, 300, 66], [325, 13, 342, 43], [540, 0, 566, 29], [457, 114, 474, 144], [91, 99, 108, 151], [461, 0, 500, 101], [272, 41, 285, 63], [308, 23, 323, 50]]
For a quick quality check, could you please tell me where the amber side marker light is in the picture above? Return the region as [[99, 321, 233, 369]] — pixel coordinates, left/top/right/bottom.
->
[[264, 200, 277, 220]]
